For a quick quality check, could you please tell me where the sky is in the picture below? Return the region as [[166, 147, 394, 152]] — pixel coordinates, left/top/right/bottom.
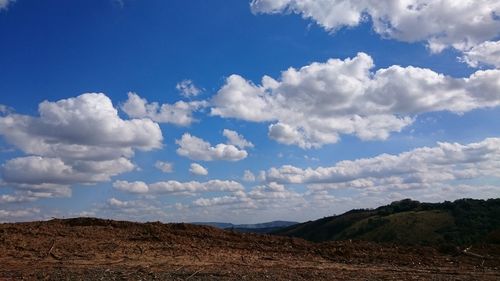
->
[[0, 0, 499, 223]]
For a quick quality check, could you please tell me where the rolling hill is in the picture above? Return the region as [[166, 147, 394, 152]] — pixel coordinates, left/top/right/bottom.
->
[[192, 220, 298, 233], [275, 198, 500, 247]]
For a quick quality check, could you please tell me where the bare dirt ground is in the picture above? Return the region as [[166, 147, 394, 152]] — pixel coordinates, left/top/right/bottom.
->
[[0, 218, 499, 280]]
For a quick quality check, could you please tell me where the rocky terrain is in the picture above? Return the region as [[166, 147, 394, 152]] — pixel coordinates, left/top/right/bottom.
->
[[0, 217, 499, 280]]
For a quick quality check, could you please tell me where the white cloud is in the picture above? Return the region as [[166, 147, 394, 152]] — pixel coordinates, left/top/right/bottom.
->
[[191, 182, 302, 209], [121, 92, 207, 126], [107, 197, 131, 208], [0, 0, 14, 10], [257, 171, 266, 182], [104, 198, 168, 219], [0, 194, 35, 204], [0, 93, 162, 157], [223, 129, 254, 149], [150, 179, 244, 194], [0, 208, 40, 222], [242, 170, 256, 182], [461, 40, 500, 68], [193, 195, 248, 207], [0, 93, 163, 199], [0, 104, 11, 115], [264, 137, 500, 193], [0, 187, 72, 204], [112, 179, 244, 195], [176, 79, 203, 98], [211, 53, 500, 148], [189, 163, 208, 176], [247, 182, 300, 200], [113, 180, 149, 194], [176, 133, 248, 161], [155, 161, 174, 173], [2, 156, 134, 185], [250, 0, 500, 53]]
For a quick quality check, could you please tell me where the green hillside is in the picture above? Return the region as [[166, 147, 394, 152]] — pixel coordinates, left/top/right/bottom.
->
[[275, 198, 500, 246]]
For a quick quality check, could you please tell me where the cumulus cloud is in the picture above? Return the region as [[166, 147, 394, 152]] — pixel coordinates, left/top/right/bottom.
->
[[176, 138, 500, 220], [150, 179, 244, 194], [211, 53, 500, 148], [176, 133, 248, 161], [113, 180, 149, 194], [155, 161, 174, 173], [0, 0, 14, 10], [223, 129, 254, 149], [189, 163, 208, 176], [0, 208, 40, 222], [107, 197, 131, 208], [193, 195, 249, 207], [2, 156, 134, 188], [264, 137, 500, 193], [113, 179, 244, 195], [104, 197, 168, 219], [121, 92, 207, 126], [250, 0, 500, 53], [0, 93, 163, 199], [247, 182, 301, 201], [0, 93, 162, 157], [242, 170, 256, 182], [0, 104, 12, 115], [191, 181, 302, 209], [176, 79, 203, 98], [461, 40, 500, 68], [0, 193, 40, 204]]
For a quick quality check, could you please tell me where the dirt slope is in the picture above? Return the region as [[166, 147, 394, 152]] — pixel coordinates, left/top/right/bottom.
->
[[0, 218, 499, 280]]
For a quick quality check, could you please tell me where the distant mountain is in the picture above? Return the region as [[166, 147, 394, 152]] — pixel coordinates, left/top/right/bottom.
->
[[192, 220, 299, 233], [191, 222, 234, 229], [274, 198, 500, 247], [232, 221, 299, 229]]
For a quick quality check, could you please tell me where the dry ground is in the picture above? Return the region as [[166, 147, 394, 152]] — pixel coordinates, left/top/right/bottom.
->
[[0, 218, 499, 280]]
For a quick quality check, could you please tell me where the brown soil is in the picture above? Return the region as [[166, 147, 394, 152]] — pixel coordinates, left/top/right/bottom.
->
[[0, 218, 498, 280]]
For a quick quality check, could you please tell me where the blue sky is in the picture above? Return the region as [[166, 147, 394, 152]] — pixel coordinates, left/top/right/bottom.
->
[[0, 0, 499, 223]]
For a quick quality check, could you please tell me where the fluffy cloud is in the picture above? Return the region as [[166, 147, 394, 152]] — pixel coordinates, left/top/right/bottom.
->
[[264, 137, 500, 193], [223, 129, 254, 149], [0, 0, 14, 10], [2, 156, 134, 185], [0, 93, 162, 157], [193, 195, 249, 207], [113, 180, 149, 194], [176, 133, 248, 161], [0, 193, 44, 204], [104, 197, 168, 219], [155, 161, 174, 173], [211, 53, 500, 148], [176, 79, 203, 98], [0, 208, 40, 222], [461, 41, 500, 68], [247, 182, 301, 200], [107, 197, 131, 208], [189, 163, 208, 176], [121, 92, 207, 126], [113, 179, 244, 195], [250, 0, 500, 53], [150, 180, 244, 194], [0, 104, 11, 114], [191, 182, 302, 209], [242, 170, 256, 182], [0, 93, 163, 199]]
